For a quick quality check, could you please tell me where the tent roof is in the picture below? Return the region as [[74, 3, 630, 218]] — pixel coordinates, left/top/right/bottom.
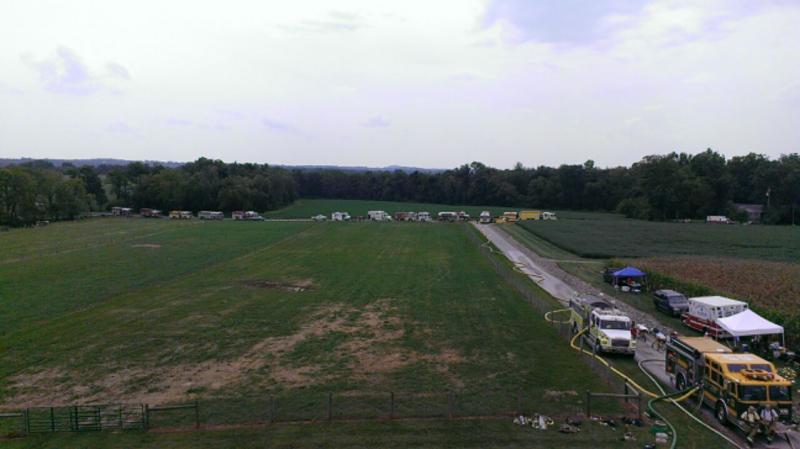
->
[[716, 309, 783, 338], [613, 266, 646, 277]]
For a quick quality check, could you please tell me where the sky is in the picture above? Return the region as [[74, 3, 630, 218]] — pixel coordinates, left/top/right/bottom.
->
[[1, 0, 799, 169]]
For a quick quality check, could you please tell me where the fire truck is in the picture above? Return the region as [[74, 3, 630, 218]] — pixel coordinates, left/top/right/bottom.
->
[[569, 295, 636, 355], [666, 336, 793, 429]]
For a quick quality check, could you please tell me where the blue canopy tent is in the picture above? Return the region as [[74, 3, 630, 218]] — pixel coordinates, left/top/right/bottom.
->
[[611, 266, 646, 292]]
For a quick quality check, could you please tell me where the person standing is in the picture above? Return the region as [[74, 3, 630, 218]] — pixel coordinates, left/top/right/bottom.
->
[[760, 404, 779, 443], [740, 406, 761, 445]]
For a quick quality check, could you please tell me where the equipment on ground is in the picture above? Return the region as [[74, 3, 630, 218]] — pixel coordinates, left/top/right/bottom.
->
[[665, 336, 793, 435], [569, 295, 636, 355]]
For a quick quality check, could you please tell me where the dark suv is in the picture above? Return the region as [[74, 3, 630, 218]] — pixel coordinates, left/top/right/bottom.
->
[[653, 289, 689, 316]]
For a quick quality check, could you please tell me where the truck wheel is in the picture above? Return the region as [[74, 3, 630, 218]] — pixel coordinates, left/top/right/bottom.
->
[[675, 374, 686, 391], [715, 402, 729, 426]]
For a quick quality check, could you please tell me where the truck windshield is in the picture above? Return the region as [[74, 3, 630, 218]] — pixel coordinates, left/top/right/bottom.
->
[[600, 320, 630, 330], [769, 386, 791, 401], [740, 386, 767, 401], [727, 364, 747, 373], [750, 364, 773, 372]]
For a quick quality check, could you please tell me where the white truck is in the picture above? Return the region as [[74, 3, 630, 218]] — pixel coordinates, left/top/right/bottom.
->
[[569, 295, 636, 355], [479, 211, 492, 224], [367, 210, 391, 221]]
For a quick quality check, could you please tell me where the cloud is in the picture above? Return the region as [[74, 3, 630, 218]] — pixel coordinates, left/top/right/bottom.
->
[[105, 121, 136, 134], [481, 0, 650, 44], [165, 117, 193, 126], [363, 116, 391, 128], [22, 46, 130, 95], [106, 62, 131, 80], [262, 117, 302, 134], [280, 10, 364, 33]]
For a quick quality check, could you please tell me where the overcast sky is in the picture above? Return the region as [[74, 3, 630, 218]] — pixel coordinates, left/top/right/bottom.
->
[[1, 0, 799, 168]]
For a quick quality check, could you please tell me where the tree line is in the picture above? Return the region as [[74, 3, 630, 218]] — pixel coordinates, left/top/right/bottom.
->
[[295, 150, 800, 224], [1, 149, 798, 227]]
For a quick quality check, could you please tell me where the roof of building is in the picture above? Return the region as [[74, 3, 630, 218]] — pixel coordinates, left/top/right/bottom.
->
[[689, 296, 747, 307]]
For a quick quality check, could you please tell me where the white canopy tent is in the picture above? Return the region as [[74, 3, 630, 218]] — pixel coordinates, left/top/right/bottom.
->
[[716, 309, 784, 344]]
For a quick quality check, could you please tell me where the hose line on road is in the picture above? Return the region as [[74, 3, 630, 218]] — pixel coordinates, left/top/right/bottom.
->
[[639, 359, 744, 449]]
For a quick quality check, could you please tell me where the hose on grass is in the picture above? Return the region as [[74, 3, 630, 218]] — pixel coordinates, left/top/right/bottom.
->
[[543, 308, 572, 324], [638, 359, 744, 449], [568, 328, 662, 398]]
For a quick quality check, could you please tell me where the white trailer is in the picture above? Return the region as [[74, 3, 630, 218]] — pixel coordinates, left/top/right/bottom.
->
[[198, 211, 224, 220], [367, 210, 390, 221]]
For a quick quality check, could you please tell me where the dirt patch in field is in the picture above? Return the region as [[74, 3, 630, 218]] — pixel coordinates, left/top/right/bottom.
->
[[241, 278, 314, 292], [5, 300, 467, 407], [131, 243, 162, 248]]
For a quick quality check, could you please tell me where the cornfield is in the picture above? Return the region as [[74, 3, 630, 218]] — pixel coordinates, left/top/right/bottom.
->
[[631, 257, 800, 347]]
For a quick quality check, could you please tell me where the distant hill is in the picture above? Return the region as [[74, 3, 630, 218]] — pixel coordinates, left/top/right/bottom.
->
[[0, 158, 443, 173], [0, 158, 184, 168]]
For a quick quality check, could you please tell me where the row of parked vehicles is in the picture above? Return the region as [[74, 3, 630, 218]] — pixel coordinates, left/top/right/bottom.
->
[[111, 207, 264, 221], [567, 293, 794, 442]]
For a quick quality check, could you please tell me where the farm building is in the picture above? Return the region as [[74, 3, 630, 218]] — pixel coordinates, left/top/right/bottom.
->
[[111, 207, 132, 216], [733, 203, 764, 223], [198, 211, 224, 220]]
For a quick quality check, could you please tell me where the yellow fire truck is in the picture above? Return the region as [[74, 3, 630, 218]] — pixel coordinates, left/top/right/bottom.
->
[[666, 336, 793, 430]]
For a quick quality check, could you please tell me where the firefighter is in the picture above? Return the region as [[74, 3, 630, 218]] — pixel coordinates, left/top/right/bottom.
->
[[760, 404, 779, 443], [740, 405, 760, 445]]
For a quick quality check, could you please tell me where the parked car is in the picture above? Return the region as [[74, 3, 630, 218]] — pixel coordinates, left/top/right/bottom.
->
[[653, 289, 690, 316], [602, 267, 618, 284]]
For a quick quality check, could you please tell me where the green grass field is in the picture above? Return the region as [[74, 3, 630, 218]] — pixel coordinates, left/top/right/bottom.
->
[[263, 198, 516, 218], [0, 217, 652, 447], [518, 215, 800, 261]]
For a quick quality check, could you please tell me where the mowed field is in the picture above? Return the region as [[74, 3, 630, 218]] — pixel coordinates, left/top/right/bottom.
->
[[0, 218, 615, 424], [518, 213, 800, 261]]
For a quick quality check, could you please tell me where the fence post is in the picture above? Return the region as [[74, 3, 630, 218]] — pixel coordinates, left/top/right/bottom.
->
[[447, 391, 454, 419], [118, 405, 123, 430], [624, 384, 629, 405], [585, 391, 591, 417], [194, 401, 200, 429], [143, 404, 149, 431], [389, 392, 394, 420], [270, 396, 277, 423], [50, 407, 55, 432], [327, 393, 333, 422], [637, 391, 642, 421], [73, 406, 79, 432], [24, 408, 30, 435]]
